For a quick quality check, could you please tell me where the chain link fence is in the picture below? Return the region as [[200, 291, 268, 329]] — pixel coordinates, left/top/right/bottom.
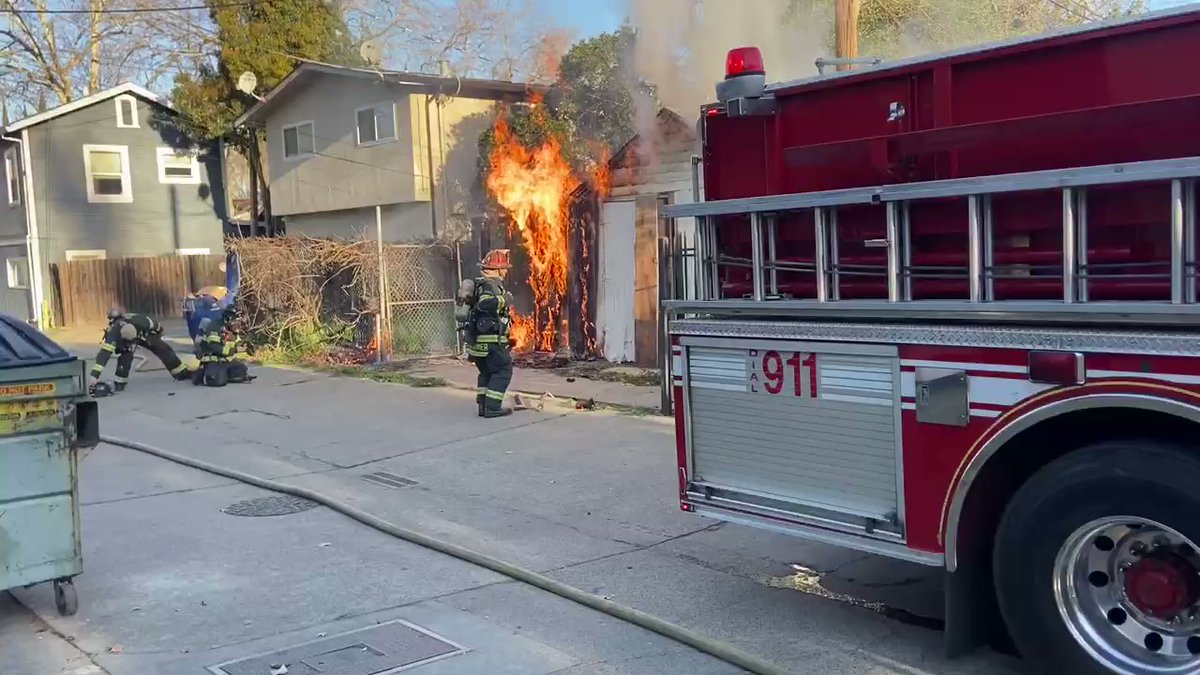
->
[[231, 236, 463, 364], [380, 243, 461, 357]]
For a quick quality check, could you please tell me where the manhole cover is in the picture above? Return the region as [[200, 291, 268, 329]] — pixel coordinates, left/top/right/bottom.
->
[[222, 495, 319, 517], [209, 619, 465, 675], [361, 472, 419, 489]]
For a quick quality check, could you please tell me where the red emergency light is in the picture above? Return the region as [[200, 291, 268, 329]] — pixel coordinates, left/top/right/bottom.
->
[[725, 47, 765, 79], [1028, 351, 1086, 386]]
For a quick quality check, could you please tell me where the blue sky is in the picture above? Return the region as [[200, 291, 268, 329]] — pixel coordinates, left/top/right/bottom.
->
[[539, 0, 622, 39]]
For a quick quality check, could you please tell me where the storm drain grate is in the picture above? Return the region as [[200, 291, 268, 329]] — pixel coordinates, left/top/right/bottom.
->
[[361, 471, 420, 489], [209, 619, 465, 675], [221, 495, 319, 517]]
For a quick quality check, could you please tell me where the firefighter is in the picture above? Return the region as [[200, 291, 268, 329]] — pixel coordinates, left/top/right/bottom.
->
[[193, 310, 254, 387], [456, 249, 515, 418], [89, 308, 191, 393]]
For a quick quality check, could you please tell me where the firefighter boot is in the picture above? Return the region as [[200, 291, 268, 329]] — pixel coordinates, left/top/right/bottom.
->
[[477, 396, 486, 417], [483, 398, 512, 418]]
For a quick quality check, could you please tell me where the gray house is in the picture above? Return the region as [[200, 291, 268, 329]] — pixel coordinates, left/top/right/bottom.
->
[[0, 83, 226, 326], [235, 63, 545, 245]]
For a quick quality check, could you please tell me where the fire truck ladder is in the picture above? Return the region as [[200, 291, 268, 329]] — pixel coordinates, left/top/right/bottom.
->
[[665, 156, 1200, 309]]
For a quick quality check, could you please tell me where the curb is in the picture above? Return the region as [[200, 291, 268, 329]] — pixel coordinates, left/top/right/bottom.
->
[[436, 377, 663, 416]]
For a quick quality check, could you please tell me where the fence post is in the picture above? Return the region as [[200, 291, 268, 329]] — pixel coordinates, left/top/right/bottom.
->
[[375, 206, 388, 363], [454, 240, 464, 355]]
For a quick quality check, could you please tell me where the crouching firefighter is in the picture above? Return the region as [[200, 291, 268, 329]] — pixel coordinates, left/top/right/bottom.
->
[[89, 308, 191, 395], [456, 249, 515, 418], [193, 313, 254, 387]]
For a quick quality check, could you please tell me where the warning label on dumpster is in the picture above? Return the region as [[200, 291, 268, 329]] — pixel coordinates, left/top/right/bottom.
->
[[0, 397, 60, 434], [0, 382, 56, 398]]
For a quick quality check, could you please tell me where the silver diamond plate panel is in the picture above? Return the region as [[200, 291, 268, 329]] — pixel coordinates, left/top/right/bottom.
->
[[671, 319, 1200, 356]]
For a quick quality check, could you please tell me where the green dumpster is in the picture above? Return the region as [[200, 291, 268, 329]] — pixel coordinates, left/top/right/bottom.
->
[[0, 315, 98, 616]]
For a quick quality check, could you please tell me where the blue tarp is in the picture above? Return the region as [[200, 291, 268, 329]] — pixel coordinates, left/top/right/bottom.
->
[[183, 252, 240, 340]]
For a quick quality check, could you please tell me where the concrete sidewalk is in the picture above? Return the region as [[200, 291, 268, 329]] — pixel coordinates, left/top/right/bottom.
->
[[403, 357, 663, 411], [11, 364, 1024, 674], [7, 439, 737, 675]]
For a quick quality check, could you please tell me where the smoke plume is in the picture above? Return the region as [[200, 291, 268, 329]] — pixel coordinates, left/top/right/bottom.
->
[[626, 0, 831, 120]]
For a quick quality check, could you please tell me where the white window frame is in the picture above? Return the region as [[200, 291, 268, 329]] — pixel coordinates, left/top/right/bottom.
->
[[3, 147, 18, 205], [155, 147, 201, 185], [6, 257, 28, 290], [175, 248, 210, 256], [281, 120, 316, 160], [65, 249, 107, 261], [115, 94, 139, 128], [355, 101, 398, 146], [82, 144, 133, 204]]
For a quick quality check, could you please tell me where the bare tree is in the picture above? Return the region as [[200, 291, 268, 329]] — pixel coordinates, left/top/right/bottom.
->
[[0, 0, 213, 115], [347, 0, 570, 81], [790, 0, 1146, 59]]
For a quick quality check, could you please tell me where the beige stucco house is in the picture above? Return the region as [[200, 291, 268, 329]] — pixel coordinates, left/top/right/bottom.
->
[[235, 63, 546, 242]]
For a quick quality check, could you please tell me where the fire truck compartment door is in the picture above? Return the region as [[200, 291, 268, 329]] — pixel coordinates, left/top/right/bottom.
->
[[685, 340, 902, 533]]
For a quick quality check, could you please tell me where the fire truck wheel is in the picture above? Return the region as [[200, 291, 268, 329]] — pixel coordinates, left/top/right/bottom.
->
[[993, 441, 1200, 675]]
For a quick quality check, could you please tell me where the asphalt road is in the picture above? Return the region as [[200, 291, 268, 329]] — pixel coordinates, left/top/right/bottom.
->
[[4, 362, 1024, 674]]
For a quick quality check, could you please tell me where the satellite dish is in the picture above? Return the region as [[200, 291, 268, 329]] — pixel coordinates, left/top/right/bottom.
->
[[236, 71, 258, 96], [359, 40, 381, 66]]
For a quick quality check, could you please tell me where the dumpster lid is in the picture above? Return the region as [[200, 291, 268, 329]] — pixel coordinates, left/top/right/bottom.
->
[[0, 314, 74, 368]]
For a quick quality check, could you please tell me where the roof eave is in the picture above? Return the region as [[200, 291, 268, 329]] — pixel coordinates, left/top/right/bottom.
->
[[3, 82, 172, 134], [234, 62, 550, 128]]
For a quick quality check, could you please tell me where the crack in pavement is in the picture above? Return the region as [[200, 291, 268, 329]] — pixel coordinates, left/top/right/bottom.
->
[[193, 409, 292, 421], [337, 411, 573, 470], [539, 522, 725, 576], [6, 592, 113, 675], [81, 482, 239, 507]]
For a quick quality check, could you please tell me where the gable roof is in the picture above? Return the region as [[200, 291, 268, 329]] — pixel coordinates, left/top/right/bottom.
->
[[235, 62, 550, 127], [2, 82, 173, 135], [609, 108, 696, 169]]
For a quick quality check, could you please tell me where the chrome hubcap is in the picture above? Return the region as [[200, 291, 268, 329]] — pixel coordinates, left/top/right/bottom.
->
[[1054, 517, 1200, 673]]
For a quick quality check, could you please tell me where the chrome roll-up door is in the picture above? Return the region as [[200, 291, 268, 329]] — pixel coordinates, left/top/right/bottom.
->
[[685, 340, 903, 536]]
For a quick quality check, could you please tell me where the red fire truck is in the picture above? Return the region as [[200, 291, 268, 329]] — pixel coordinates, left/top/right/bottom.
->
[[661, 7, 1200, 674]]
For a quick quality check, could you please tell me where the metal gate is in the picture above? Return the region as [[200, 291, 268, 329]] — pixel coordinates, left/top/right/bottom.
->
[[381, 244, 459, 356]]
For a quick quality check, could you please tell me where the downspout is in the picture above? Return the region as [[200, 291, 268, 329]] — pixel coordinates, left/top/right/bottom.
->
[[425, 94, 438, 239], [3, 132, 45, 328]]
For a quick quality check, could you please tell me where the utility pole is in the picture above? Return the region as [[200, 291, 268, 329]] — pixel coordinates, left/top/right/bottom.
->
[[835, 0, 863, 69]]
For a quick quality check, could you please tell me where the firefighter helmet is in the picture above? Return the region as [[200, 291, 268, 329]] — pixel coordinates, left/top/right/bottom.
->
[[119, 323, 138, 341], [107, 305, 125, 321], [480, 249, 512, 270]]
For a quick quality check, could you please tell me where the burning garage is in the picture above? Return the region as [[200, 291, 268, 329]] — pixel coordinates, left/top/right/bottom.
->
[[479, 105, 702, 368]]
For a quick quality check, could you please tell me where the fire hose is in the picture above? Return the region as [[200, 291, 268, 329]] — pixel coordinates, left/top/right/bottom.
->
[[100, 435, 795, 675]]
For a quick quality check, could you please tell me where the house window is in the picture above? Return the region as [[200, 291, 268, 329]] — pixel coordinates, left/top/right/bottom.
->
[[83, 144, 132, 203], [65, 249, 107, 261], [355, 102, 396, 145], [282, 121, 315, 159], [3, 147, 18, 205], [156, 147, 201, 184], [115, 95, 138, 128], [6, 257, 28, 289]]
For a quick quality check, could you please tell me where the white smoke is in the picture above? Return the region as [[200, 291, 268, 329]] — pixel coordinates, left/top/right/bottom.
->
[[626, 0, 832, 121]]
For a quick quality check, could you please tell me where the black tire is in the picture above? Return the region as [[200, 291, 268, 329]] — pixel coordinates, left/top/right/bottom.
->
[[993, 441, 1200, 675], [54, 579, 78, 617]]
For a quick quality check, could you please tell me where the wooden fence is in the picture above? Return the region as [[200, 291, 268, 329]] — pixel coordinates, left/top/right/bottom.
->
[[50, 255, 225, 326]]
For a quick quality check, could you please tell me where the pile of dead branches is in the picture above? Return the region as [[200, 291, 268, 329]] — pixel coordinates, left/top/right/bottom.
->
[[228, 236, 379, 362]]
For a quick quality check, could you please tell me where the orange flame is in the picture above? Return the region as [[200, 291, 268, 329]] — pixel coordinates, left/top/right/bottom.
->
[[487, 105, 580, 353], [509, 312, 535, 352]]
